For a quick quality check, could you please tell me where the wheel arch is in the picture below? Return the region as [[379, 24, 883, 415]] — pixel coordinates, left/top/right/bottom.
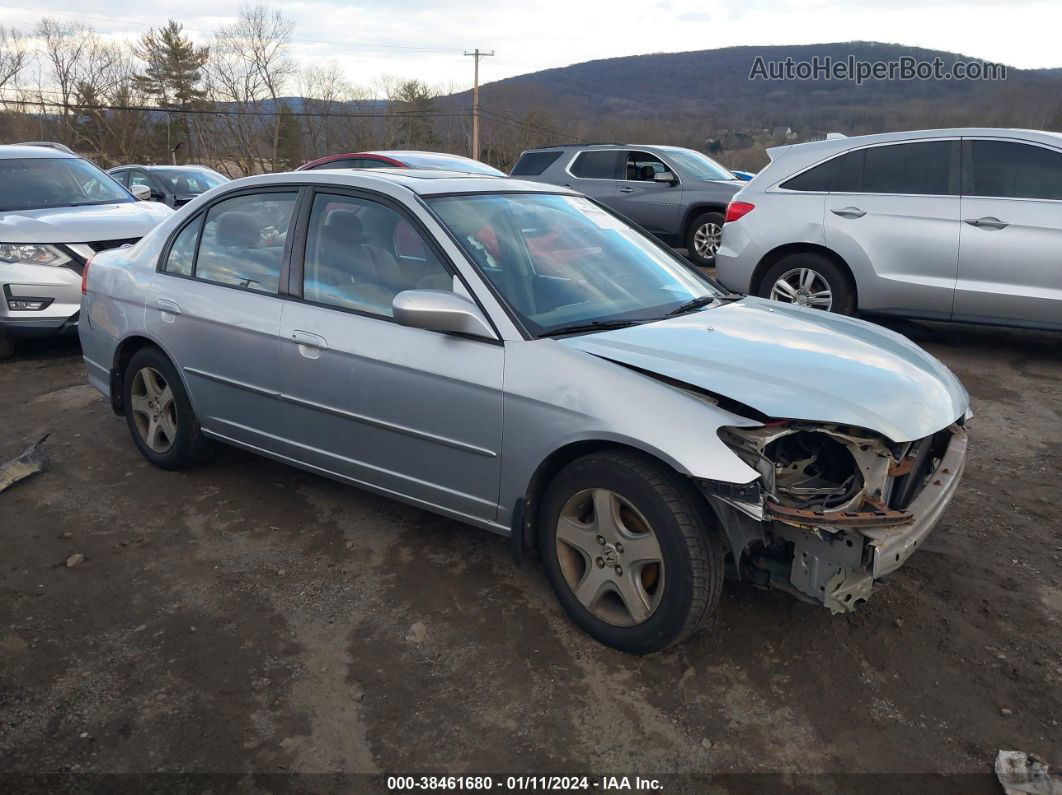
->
[[511, 438, 720, 564], [680, 203, 728, 240], [750, 243, 857, 302], [109, 334, 193, 416]]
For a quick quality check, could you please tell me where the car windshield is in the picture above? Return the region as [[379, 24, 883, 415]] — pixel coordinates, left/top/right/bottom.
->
[[395, 153, 504, 176], [154, 168, 227, 193], [656, 147, 735, 181], [426, 192, 723, 336], [0, 157, 133, 212]]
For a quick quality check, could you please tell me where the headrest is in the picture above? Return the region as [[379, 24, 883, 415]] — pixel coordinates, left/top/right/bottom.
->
[[639, 165, 656, 181], [322, 212, 364, 246], [215, 212, 261, 248]]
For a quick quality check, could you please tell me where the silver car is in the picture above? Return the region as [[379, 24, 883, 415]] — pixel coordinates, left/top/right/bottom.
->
[[715, 128, 1062, 330], [80, 169, 970, 653]]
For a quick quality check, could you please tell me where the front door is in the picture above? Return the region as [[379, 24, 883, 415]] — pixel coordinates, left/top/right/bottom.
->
[[954, 138, 1062, 328], [612, 150, 682, 236], [277, 190, 505, 522]]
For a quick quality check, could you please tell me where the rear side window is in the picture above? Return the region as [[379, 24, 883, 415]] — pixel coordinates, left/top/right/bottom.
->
[[965, 140, 1062, 200], [782, 151, 860, 192], [309, 158, 396, 170], [163, 217, 201, 276], [194, 192, 298, 294], [569, 151, 621, 179], [511, 151, 563, 176], [861, 141, 953, 195]]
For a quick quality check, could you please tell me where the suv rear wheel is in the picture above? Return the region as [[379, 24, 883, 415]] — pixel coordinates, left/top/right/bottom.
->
[[538, 451, 724, 654], [685, 211, 725, 267], [759, 252, 856, 315]]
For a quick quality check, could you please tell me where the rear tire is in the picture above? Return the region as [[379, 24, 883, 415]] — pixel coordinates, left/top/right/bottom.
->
[[122, 346, 214, 470], [538, 451, 724, 654], [685, 211, 725, 267], [0, 334, 14, 360], [758, 252, 856, 315]]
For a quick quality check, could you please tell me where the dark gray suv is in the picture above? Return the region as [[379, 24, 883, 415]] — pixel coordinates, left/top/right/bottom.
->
[[511, 144, 744, 265]]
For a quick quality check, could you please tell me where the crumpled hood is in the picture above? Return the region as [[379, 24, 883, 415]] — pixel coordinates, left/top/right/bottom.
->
[[0, 202, 173, 244], [558, 297, 969, 442]]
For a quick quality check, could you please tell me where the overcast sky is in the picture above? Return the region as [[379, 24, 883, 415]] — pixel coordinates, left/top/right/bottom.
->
[[1, 0, 1058, 93]]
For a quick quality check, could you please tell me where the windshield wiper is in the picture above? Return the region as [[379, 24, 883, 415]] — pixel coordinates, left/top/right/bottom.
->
[[539, 319, 646, 338], [667, 293, 743, 316]]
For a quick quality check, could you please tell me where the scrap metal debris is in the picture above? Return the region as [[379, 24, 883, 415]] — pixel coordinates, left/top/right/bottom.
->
[[0, 435, 49, 494], [996, 750, 1062, 795]]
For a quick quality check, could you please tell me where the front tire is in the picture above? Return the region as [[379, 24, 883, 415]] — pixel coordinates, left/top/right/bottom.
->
[[758, 252, 856, 315], [0, 334, 14, 360], [685, 211, 725, 267], [538, 451, 724, 654], [122, 346, 214, 470]]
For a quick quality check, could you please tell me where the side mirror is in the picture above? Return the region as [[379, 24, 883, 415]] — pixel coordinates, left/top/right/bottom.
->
[[654, 172, 678, 185], [392, 290, 496, 340], [130, 184, 151, 201]]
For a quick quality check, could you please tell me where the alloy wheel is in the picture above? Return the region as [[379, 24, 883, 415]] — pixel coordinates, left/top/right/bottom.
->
[[130, 366, 178, 453], [769, 267, 833, 310], [693, 222, 722, 258], [555, 488, 666, 627]]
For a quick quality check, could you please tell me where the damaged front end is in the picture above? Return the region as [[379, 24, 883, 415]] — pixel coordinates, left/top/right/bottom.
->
[[701, 419, 968, 613]]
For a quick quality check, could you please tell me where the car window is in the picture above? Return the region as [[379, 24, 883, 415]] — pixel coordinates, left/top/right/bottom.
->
[[511, 151, 563, 176], [163, 217, 202, 277], [155, 169, 226, 194], [625, 151, 672, 181], [111, 170, 129, 187], [569, 151, 621, 180], [309, 158, 397, 170], [194, 192, 297, 294], [129, 170, 156, 190], [861, 141, 953, 196], [781, 150, 862, 192], [395, 153, 504, 175], [966, 140, 1062, 200], [302, 193, 452, 317]]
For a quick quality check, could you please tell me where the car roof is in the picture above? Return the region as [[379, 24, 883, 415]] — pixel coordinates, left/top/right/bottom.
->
[[771, 127, 1062, 159], [222, 168, 574, 198], [0, 144, 79, 160], [109, 164, 217, 171]]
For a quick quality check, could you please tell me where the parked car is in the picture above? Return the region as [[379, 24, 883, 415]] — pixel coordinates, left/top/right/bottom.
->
[[0, 144, 173, 358], [80, 169, 969, 653], [297, 150, 504, 176], [510, 143, 744, 266], [716, 128, 1062, 330], [108, 165, 229, 209]]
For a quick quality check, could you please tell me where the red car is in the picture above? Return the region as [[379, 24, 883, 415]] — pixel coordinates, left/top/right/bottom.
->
[[296, 150, 504, 176]]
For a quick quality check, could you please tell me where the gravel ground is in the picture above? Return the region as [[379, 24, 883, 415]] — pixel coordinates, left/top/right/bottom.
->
[[0, 319, 1059, 791]]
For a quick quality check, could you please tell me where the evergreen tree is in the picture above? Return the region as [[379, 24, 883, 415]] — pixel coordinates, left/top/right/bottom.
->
[[133, 20, 208, 162]]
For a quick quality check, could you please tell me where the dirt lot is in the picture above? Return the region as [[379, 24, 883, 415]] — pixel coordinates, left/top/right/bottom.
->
[[1, 319, 1060, 790]]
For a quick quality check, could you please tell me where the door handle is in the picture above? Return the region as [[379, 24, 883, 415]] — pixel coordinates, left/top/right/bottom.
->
[[291, 330, 327, 350], [156, 299, 181, 315], [619, 187, 634, 193], [831, 206, 866, 219], [964, 216, 1009, 230]]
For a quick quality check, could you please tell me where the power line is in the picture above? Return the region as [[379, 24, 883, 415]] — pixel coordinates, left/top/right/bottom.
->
[[479, 107, 582, 143]]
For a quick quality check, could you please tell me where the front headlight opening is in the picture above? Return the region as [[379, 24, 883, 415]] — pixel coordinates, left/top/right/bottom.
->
[[0, 244, 72, 267]]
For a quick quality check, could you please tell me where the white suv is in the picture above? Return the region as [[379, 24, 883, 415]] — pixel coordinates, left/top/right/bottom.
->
[[0, 144, 173, 357]]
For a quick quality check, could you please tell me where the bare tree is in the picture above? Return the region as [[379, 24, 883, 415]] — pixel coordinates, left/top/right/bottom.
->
[[0, 25, 26, 96]]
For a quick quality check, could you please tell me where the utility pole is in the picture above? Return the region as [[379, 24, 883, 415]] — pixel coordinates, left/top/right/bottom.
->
[[464, 48, 494, 160]]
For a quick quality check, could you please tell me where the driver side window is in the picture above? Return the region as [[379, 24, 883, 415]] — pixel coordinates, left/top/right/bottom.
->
[[625, 151, 671, 182]]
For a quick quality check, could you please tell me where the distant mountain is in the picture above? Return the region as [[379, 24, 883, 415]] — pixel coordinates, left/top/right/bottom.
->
[[468, 42, 1062, 148]]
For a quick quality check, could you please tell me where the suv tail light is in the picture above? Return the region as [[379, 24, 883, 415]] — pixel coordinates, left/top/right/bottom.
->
[[724, 201, 755, 223], [81, 255, 95, 295]]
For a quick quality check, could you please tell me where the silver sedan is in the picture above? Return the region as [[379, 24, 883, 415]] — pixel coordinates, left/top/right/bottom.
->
[[80, 169, 970, 653]]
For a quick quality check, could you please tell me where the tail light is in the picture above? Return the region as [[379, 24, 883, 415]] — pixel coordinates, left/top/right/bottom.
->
[[724, 201, 755, 223], [81, 255, 95, 295]]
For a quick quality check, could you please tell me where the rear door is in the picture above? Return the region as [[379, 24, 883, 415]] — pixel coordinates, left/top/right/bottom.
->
[[611, 150, 682, 236], [564, 150, 622, 206], [823, 139, 961, 318], [954, 138, 1062, 328], [146, 188, 301, 451], [277, 189, 505, 522]]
